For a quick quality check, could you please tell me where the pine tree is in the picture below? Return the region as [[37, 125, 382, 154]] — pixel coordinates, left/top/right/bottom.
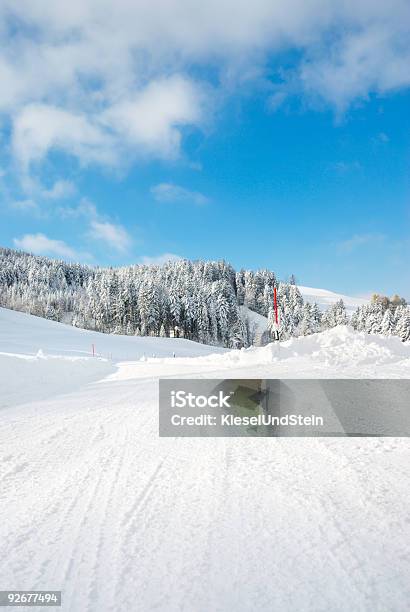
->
[[322, 299, 347, 329], [7, 245, 407, 347], [381, 309, 394, 336], [366, 303, 383, 335], [396, 309, 410, 342]]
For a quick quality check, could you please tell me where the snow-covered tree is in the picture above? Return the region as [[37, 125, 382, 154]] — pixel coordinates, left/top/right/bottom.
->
[[4, 245, 406, 347], [396, 308, 410, 342], [381, 309, 394, 336], [321, 299, 348, 330]]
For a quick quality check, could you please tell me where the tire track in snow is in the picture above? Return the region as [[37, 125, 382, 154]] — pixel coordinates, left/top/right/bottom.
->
[[1, 355, 410, 611]]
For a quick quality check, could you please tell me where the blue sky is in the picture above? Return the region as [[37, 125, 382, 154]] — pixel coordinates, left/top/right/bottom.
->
[[1, 1, 410, 298]]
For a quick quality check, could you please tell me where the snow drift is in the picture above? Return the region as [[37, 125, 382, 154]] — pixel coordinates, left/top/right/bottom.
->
[[149, 325, 410, 379]]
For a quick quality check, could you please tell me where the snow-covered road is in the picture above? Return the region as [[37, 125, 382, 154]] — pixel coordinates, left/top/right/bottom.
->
[[1, 308, 410, 611]]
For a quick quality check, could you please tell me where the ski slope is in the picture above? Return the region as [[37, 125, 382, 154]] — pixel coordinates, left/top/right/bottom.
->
[[1, 308, 410, 611], [299, 285, 368, 313], [0, 307, 225, 408], [240, 305, 268, 345], [0, 306, 225, 360]]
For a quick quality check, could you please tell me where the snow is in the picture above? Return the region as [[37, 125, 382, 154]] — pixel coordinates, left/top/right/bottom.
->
[[0, 306, 226, 360], [0, 352, 113, 409], [239, 286, 369, 346], [139, 324, 410, 380], [239, 305, 268, 345], [298, 285, 368, 312], [1, 307, 410, 611]]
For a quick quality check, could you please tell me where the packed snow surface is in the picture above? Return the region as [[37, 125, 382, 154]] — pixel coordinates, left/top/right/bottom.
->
[[1, 307, 409, 611]]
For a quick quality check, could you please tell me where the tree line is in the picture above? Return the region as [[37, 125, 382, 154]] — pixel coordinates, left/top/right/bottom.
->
[[0, 247, 409, 346]]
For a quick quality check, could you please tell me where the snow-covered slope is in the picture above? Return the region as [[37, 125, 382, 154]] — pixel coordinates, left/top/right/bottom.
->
[[299, 285, 368, 312], [240, 305, 268, 345], [2, 306, 409, 406], [1, 307, 410, 611], [0, 306, 225, 360], [0, 307, 225, 407]]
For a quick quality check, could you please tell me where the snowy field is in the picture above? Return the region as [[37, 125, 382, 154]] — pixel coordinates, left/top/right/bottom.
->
[[1, 307, 410, 611]]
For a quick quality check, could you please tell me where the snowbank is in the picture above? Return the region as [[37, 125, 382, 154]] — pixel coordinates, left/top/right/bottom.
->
[[150, 326, 410, 377], [0, 352, 113, 408]]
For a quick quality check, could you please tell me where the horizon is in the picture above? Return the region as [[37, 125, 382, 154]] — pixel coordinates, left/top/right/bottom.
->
[[0, 2, 409, 299]]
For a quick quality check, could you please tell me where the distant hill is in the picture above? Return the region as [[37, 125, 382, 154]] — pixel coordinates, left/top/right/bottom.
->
[[298, 286, 368, 313]]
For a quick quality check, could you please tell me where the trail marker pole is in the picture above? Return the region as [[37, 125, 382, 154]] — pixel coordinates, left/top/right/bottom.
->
[[273, 287, 280, 341], [273, 287, 278, 326]]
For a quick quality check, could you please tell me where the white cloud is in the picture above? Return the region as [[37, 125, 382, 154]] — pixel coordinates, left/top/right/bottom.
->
[[57, 198, 98, 220], [41, 179, 76, 200], [13, 233, 79, 258], [12, 199, 131, 260], [0, 2, 407, 111], [337, 233, 385, 254], [10, 198, 38, 212], [11, 77, 205, 171], [0, 0, 409, 177], [377, 132, 389, 143], [333, 161, 361, 173], [88, 220, 132, 253], [139, 253, 182, 266], [12, 104, 113, 169], [268, 91, 288, 112], [57, 197, 132, 254], [151, 183, 209, 205], [101, 76, 204, 159], [298, 6, 410, 111]]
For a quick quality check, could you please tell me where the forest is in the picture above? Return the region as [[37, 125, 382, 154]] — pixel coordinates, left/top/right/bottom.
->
[[0, 247, 409, 347]]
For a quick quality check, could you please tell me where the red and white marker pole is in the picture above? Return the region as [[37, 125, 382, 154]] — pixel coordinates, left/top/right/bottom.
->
[[273, 287, 280, 341]]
